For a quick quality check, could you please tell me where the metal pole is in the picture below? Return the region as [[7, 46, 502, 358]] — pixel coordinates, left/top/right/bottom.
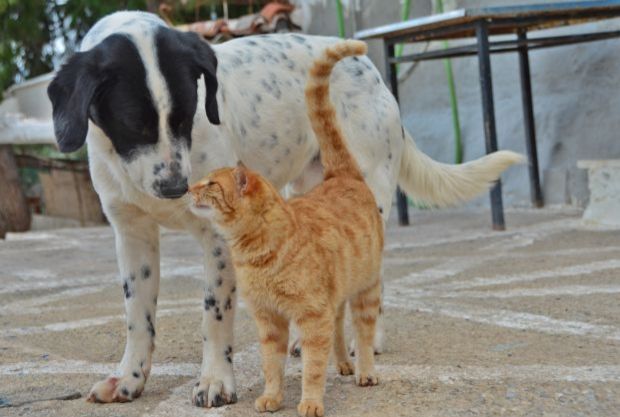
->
[[385, 41, 410, 226], [476, 21, 505, 231], [517, 30, 544, 208]]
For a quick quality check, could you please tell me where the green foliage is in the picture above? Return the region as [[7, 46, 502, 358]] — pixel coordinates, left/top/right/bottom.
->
[[0, 0, 149, 95], [0, 0, 273, 95]]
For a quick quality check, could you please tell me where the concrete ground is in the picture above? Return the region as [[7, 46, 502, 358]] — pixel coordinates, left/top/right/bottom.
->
[[1, 208, 619, 417]]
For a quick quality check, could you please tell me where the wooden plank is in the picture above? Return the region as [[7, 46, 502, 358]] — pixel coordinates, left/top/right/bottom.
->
[[0, 145, 31, 238], [39, 168, 104, 225]]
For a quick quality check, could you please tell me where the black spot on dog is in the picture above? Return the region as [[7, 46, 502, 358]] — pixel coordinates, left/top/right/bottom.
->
[[169, 160, 181, 173], [224, 297, 232, 311], [146, 313, 155, 338], [153, 162, 164, 176], [231, 285, 236, 293], [216, 276, 223, 286], [175, 151, 182, 160], [133, 371, 140, 378], [200, 152, 208, 163], [121, 388, 130, 397], [225, 345, 233, 363], [123, 281, 131, 299], [292, 34, 306, 44], [128, 324, 134, 331], [247, 39, 257, 46], [195, 390, 206, 407], [378, 207, 384, 214], [217, 260, 226, 271], [141, 265, 151, 279], [269, 134, 278, 149], [212, 247, 223, 257], [213, 393, 224, 407], [215, 307, 223, 321], [204, 296, 217, 311], [388, 152, 393, 160], [153, 296, 158, 305]]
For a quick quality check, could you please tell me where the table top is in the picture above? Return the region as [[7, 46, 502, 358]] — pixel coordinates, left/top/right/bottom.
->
[[355, 1, 620, 42]]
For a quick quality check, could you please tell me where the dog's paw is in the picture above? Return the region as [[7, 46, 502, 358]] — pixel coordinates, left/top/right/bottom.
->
[[255, 393, 283, 412], [297, 398, 324, 417], [337, 360, 355, 376], [289, 338, 301, 357], [86, 374, 144, 403], [192, 378, 237, 408], [355, 372, 379, 387]]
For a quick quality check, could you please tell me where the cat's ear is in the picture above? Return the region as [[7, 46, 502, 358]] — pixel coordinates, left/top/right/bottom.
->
[[234, 166, 255, 196]]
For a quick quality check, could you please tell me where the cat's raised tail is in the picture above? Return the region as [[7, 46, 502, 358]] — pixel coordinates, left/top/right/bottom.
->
[[305, 40, 368, 181]]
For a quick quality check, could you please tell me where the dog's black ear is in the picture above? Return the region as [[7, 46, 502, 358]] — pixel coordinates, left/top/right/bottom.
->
[[186, 33, 220, 125], [47, 50, 102, 153]]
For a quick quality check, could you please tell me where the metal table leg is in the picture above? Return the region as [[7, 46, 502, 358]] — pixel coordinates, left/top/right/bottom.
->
[[476, 21, 506, 231], [384, 41, 410, 226], [517, 30, 544, 208]]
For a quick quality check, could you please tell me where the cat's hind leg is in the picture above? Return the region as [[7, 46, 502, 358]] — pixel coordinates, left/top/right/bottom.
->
[[349, 284, 384, 356], [350, 281, 381, 387], [253, 309, 289, 413], [334, 303, 354, 376]]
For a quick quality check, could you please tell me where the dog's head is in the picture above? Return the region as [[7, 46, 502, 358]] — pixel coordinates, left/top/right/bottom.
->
[[48, 18, 220, 199]]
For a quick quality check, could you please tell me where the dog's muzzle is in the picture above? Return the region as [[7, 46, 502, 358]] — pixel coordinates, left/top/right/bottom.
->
[[155, 175, 189, 199]]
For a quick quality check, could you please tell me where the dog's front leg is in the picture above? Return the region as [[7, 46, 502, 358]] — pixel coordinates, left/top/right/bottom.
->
[[87, 206, 159, 403], [192, 230, 238, 407]]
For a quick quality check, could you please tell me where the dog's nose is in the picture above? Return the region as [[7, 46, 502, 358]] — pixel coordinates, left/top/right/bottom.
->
[[158, 177, 189, 199]]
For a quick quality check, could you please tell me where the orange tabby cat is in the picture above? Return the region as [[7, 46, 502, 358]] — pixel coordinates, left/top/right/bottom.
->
[[189, 40, 382, 417]]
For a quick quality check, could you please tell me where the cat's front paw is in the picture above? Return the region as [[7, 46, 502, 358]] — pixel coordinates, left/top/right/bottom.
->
[[86, 374, 144, 403], [337, 361, 355, 376], [255, 393, 283, 412], [355, 372, 379, 387], [297, 398, 324, 417]]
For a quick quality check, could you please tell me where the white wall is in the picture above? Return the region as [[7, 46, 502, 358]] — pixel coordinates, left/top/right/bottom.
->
[[303, 0, 620, 207]]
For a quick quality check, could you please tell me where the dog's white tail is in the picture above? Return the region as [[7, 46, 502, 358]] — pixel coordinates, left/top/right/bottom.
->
[[398, 130, 524, 207]]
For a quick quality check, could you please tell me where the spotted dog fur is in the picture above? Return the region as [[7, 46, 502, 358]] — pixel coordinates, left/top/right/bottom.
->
[[48, 11, 522, 408]]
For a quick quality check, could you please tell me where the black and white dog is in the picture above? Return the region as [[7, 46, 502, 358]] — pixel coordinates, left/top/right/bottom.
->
[[48, 11, 521, 407]]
